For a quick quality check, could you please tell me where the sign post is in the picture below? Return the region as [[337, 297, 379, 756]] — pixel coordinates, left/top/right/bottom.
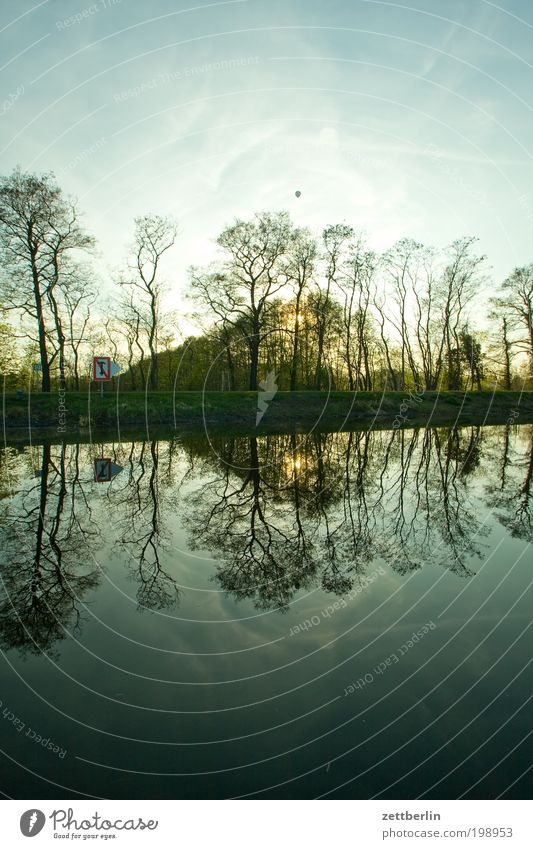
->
[[93, 356, 110, 398]]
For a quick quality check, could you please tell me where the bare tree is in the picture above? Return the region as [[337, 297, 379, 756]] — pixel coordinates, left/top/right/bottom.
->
[[63, 265, 96, 390], [219, 211, 294, 391], [119, 291, 149, 390], [411, 246, 444, 390], [285, 227, 316, 390], [500, 316, 513, 389], [373, 283, 399, 390], [0, 169, 94, 391], [188, 267, 240, 389], [120, 214, 177, 391], [491, 264, 533, 383], [190, 211, 293, 391], [338, 234, 376, 390], [439, 237, 485, 390], [314, 224, 353, 390], [382, 238, 424, 390]]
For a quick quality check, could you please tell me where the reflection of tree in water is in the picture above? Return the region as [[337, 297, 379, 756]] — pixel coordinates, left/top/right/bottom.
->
[[0, 424, 531, 637], [382, 427, 484, 576], [104, 440, 180, 611], [184, 425, 492, 609], [316, 425, 486, 579], [183, 436, 320, 610], [485, 424, 533, 542], [0, 437, 184, 656], [0, 444, 99, 656]]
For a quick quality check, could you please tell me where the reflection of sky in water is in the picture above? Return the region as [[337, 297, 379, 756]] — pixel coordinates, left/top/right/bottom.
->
[[0, 424, 531, 798]]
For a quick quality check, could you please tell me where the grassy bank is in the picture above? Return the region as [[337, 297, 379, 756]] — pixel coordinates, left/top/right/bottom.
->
[[1, 389, 532, 443]]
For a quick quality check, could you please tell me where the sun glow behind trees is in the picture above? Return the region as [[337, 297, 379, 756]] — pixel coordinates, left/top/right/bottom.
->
[[0, 169, 532, 394]]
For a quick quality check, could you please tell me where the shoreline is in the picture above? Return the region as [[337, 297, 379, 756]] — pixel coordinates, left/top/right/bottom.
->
[[1, 389, 531, 445]]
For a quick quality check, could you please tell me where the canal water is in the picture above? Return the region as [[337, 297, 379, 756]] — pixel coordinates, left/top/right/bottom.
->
[[0, 424, 531, 798]]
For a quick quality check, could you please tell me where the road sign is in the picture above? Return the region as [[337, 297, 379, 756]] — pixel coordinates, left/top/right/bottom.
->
[[93, 356, 111, 381], [33, 363, 42, 372], [93, 458, 123, 482], [92, 357, 122, 380]]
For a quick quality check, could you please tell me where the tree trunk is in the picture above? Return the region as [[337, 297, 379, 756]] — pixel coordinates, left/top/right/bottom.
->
[[73, 347, 80, 391], [502, 318, 512, 390], [290, 291, 303, 391], [30, 245, 51, 391], [249, 333, 260, 391], [363, 340, 372, 390], [148, 294, 158, 390], [226, 346, 235, 391], [48, 288, 66, 391], [315, 318, 326, 390]]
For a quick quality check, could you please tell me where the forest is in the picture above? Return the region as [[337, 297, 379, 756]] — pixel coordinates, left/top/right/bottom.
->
[[1, 167, 532, 395]]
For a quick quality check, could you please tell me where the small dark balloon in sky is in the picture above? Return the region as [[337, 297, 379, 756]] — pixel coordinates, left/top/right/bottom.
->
[[295, 190, 301, 198]]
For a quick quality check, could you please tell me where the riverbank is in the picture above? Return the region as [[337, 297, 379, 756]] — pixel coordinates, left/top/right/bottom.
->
[[1, 389, 531, 443]]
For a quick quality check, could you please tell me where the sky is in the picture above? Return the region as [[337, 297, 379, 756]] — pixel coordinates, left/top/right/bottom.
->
[[1, 0, 533, 320]]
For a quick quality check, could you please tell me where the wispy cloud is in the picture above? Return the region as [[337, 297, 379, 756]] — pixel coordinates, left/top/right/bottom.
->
[[1, 0, 532, 302]]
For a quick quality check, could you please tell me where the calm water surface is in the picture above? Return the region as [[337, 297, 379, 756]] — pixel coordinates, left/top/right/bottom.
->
[[0, 424, 531, 799]]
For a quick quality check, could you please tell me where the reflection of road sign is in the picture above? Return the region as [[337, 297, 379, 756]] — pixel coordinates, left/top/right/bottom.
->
[[94, 458, 123, 482], [93, 356, 111, 380], [94, 458, 112, 481]]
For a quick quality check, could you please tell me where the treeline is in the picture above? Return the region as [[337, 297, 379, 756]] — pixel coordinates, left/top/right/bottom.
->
[[1, 169, 532, 393], [0, 168, 178, 392]]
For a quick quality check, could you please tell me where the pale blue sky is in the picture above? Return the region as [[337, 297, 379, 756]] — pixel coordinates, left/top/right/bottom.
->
[[1, 0, 533, 307]]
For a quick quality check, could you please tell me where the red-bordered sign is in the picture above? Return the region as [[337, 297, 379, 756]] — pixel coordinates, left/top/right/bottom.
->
[[94, 458, 112, 482], [93, 356, 111, 381]]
